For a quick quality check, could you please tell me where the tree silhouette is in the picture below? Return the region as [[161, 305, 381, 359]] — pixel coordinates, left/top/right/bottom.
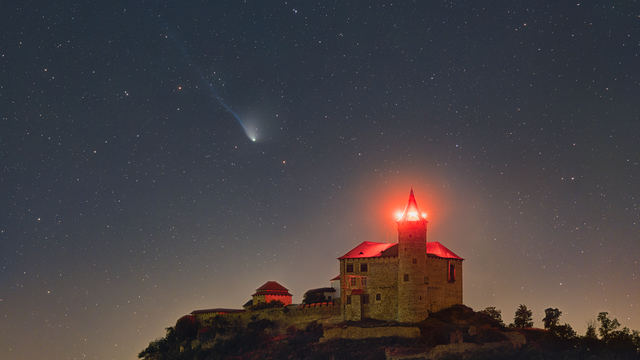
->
[[597, 312, 621, 341], [542, 308, 562, 329], [513, 304, 533, 329], [479, 306, 504, 326]]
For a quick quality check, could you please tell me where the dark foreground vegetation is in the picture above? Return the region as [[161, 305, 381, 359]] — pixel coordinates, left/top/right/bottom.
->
[[139, 305, 640, 360]]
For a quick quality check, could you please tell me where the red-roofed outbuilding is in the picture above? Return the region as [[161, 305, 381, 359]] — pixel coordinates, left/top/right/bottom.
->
[[252, 281, 293, 306]]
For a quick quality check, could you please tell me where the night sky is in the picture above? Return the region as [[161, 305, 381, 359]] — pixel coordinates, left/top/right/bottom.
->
[[2, 1, 639, 359]]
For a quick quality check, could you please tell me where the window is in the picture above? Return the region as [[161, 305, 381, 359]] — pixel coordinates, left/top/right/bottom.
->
[[376, 293, 381, 301], [350, 277, 357, 286], [404, 274, 409, 282], [360, 263, 368, 272], [362, 294, 370, 304], [424, 276, 429, 284], [347, 296, 351, 305], [361, 277, 367, 286], [448, 262, 456, 283], [346, 264, 354, 272], [412, 258, 417, 265]]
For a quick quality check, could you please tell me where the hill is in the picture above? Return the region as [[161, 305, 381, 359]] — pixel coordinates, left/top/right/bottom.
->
[[138, 305, 640, 360]]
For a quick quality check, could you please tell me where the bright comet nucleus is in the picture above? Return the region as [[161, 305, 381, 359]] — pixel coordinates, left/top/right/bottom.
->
[[242, 117, 260, 143]]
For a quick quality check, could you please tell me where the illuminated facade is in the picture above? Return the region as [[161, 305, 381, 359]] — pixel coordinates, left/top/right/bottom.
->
[[339, 189, 463, 322], [252, 281, 293, 306]]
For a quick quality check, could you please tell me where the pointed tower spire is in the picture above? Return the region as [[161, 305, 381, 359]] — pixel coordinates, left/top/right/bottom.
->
[[398, 188, 426, 222]]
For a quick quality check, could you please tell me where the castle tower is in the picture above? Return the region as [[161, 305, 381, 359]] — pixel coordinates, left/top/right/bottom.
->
[[396, 188, 429, 322]]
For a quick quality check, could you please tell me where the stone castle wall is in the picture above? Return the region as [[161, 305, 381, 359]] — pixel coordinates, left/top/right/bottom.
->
[[340, 256, 400, 322], [426, 256, 463, 312], [320, 326, 421, 342], [340, 252, 463, 321], [196, 303, 342, 334]]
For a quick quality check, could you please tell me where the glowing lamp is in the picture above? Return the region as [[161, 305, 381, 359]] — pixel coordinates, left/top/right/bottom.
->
[[397, 188, 426, 222]]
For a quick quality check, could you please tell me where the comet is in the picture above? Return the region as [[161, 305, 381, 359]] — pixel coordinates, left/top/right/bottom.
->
[[164, 28, 257, 142]]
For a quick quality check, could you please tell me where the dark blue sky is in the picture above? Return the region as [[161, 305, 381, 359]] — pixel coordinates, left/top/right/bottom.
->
[[2, 1, 638, 359]]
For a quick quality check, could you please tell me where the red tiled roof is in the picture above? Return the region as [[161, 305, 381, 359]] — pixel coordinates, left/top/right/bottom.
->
[[427, 242, 464, 260], [338, 241, 397, 259], [330, 275, 340, 281], [255, 281, 289, 292], [339, 241, 463, 260], [252, 281, 292, 296]]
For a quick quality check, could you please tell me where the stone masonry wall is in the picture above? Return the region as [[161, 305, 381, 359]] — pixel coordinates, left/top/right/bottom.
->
[[197, 303, 342, 334], [320, 326, 421, 342], [340, 256, 399, 322], [426, 256, 463, 312], [362, 256, 398, 321]]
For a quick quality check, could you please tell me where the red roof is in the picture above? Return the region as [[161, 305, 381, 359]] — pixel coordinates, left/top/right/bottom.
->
[[427, 242, 464, 260], [252, 281, 292, 296], [338, 241, 397, 259], [339, 241, 463, 260], [330, 275, 340, 281]]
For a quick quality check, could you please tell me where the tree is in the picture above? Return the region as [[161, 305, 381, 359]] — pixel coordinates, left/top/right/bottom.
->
[[513, 304, 534, 329], [550, 323, 577, 341], [597, 312, 621, 341], [585, 324, 598, 339], [542, 308, 562, 329], [175, 316, 198, 342], [479, 306, 504, 326]]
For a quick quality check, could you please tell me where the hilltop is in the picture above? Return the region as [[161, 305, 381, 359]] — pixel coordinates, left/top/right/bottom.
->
[[138, 304, 640, 360]]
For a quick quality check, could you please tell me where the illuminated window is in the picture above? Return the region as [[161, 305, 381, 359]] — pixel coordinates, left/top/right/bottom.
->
[[376, 293, 381, 301], [404, 274, 409, 282], [412, 258, 417, 265], [362, 294, 369, 304], [346, 264, 354, 273], [361, 277, 367, 286], [347, 296, 351, 305], [360, 263, 368, 272]]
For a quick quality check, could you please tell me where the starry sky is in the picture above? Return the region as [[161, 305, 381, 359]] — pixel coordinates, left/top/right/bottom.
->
[[1, 1, 639, 359]]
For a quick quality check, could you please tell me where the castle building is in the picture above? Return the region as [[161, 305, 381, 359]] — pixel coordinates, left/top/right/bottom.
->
[[252, 281, 293, 306], [339, 189, 463, 322]]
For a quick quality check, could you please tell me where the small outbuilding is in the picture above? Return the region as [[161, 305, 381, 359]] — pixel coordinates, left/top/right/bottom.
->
[[252, 281, 293, 306]]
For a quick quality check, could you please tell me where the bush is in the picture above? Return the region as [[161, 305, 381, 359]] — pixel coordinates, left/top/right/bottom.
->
[[476, 325, 506, 344]]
